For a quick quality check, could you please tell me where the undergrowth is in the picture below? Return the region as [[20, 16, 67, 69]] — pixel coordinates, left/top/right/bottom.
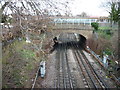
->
[[2, 39, 40, 88]]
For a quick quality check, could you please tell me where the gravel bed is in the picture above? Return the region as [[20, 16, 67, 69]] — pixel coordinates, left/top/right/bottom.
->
[[40, 50, 57, 88]]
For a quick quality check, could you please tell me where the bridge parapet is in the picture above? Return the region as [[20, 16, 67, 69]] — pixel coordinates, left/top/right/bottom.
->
[[52, 29, 93, 39], [53, 23, 93, 30]]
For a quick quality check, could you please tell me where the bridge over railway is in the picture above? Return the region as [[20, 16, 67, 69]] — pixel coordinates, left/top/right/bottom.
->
[[32, 17, 119, 89], [52, 29, 93, 39], [50, 16, 100, 39], [33, 33, 117, 88]]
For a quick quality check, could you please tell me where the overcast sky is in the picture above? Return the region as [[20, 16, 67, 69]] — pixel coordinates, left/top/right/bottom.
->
[[1, 0, 110, 17], [69, 0, 109, 17]]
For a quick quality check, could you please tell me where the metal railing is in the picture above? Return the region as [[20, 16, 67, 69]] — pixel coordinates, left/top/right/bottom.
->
[[53, 23, 93, 30]]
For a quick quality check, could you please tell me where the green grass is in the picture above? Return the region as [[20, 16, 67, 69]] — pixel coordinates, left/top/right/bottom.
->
[[96, 29, 112, 40], [97, 32, 110, 39], [2, 39, 37, 88], [19, 48, 36, 71], [99, 32, 111, 40], [25, 64, 34, 71], [20, 49, 35, 59], [12, 69, 23, 87], [2, 33, 48, 88], [98, 27, 111, 30], [2, 40, 26, 64]]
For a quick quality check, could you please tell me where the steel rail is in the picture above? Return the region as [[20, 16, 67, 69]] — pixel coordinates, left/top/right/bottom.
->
[[55, 34, 77, 88], [73, 49, 98, 88], [61, 43, 67, 88], [73, 33, 109, 89], [70, 39, 92, 88], [77, 49, 103, 88], [74, 41, 104, 88], [80, 50, 110, 89], [54, 43, 61, 88], [71, 34, 102, 88], [64, 42, 75, 89], [73, 49, 91, 88]]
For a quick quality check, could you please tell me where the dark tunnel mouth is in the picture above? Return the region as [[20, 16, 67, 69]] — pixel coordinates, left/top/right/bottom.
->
[[52, 33, 87, 49], [78, 34, 87, 48]]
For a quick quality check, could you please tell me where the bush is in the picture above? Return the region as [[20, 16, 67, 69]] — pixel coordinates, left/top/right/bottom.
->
[[91, 22, 99, 31], [104, 48, 112, 55]]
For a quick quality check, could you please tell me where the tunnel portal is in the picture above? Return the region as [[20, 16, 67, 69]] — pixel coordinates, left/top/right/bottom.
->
[[53, 33, 87, 49]]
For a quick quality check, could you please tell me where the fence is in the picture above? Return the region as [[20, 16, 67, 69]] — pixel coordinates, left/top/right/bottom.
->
[[53, 23, 93, 30]]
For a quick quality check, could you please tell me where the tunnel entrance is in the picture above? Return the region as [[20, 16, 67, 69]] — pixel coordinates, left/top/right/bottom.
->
[[52, 33, 87, 50]]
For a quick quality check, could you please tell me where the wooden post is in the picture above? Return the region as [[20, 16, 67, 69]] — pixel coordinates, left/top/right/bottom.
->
[[0, 6, 2, 90], [118, 2, 120, 64]]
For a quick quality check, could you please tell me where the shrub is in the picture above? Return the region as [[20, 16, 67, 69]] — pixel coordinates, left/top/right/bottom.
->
[[91, 22, 99, 31]]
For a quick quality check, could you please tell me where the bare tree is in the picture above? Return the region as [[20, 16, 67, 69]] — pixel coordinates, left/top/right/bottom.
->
[[1, 0, 73, 88], [1, 0, 70, 58], [101, 0, 119, 29]]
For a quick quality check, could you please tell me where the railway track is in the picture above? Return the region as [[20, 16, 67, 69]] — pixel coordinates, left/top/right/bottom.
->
[[55, 33, 112, 89], [32, 33, 116, 89], [55, 43, 76, 88], [72, 44, 109, 89]]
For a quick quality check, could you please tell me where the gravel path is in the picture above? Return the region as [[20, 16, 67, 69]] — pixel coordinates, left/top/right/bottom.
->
[[40, 51, 57, 88]]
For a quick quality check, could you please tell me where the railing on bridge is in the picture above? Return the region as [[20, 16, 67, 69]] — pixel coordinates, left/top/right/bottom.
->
[[53, 23, 93, 30], [52, 18, 96, 30], [51, 17, 113, 30]]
